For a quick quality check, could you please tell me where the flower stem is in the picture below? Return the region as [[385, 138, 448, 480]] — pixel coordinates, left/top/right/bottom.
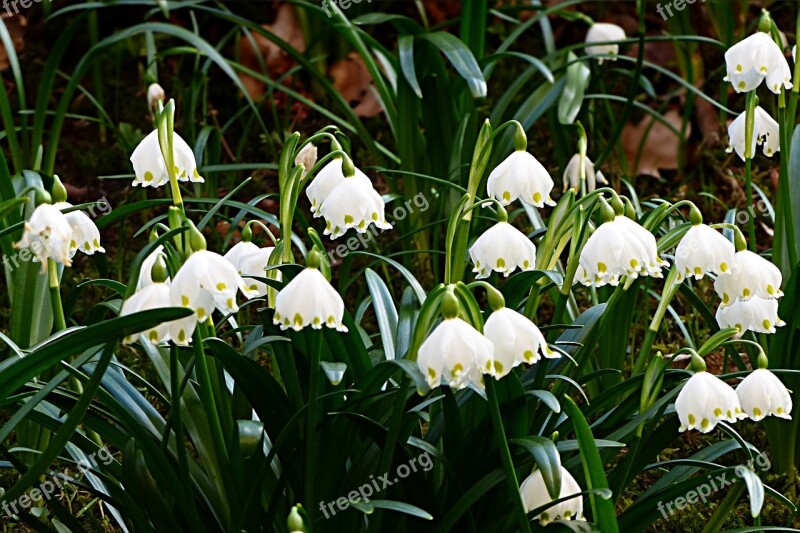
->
[[305, 331, 323, 519], [485, 379, 532, 533], [47, 258, 66, 332], [743, 91, 757, 251]]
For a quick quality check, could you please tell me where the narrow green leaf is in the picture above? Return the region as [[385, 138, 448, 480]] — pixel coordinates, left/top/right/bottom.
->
[[562, 397, 619, 532], [558, 52, 591, 125]]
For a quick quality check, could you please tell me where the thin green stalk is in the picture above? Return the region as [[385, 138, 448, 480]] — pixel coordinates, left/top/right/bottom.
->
[[632, 267, 680, 376], [304, 331, 322, 519], [169, 344, 201, 531], [47, 259, 66, 332], [486, 379, 532, 533], [192, 324, 233, 527], [702, 480, 744, 533], [743, 91, 757, 251]]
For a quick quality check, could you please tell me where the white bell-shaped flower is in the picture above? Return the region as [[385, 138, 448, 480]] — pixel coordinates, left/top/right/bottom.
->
[[585, 22, 625, 64], [15, 203, 74, 267], [724, 31, 792, 94], [224, 241, 278, 298], [273, 266, 348, 332], [305, 158, 371, 215], [483, 307, 558, 378], [716, 296, 785, 335], [615, 216, 668, 275], [319, 176, 392, 239], [170, 250, 257, 318], [417, 317, 495, 390], [469, 222, 536, 278], [675, 224, 735, 281], [53, 202, 104, 257], [727, 106, 780, 161], [520, 466, 584, 525], [562, 153, 607, 193], [736, 368, 792, 421], [576, 215, 667, 287], [714, 250, 783, 305], [130, 129, 204, 188], [487, 151, 555, 208], [120, 282, 198, 346], [675, 371, 746, 433], [137, 245, 169, 291]]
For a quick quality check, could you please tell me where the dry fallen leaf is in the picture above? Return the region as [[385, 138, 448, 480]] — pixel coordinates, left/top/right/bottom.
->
[[330, 52, 382, 118], [0, 13, 26, 71], [621, 109, 689, 177], [423, 0, 461, 25], [238, 3, 306, 100], [695, 94, 719, 148]]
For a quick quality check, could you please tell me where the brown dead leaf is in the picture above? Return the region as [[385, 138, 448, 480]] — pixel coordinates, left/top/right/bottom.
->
[[0, 13, 26, 71], [423, 0, 461, 25], [622, 109, 689, 177], [695, 95, 719, 148], [238, 3, 306, 101], [330, 52, 382, 118]]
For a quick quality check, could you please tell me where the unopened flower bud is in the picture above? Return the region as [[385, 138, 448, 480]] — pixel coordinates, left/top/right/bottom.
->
[[147, 83, 166, 110]]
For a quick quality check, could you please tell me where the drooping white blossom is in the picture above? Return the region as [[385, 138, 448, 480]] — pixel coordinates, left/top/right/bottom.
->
[[724, 31, 792, 94], [487, 151, 555, 208], [170, 250, 257, 318], [120, 282, 198, 346], [562, 153, 607, 193], [53, 202, 104, 257], [417, 317, 495, 390], [727, 106, 780, 161], [736, 368, 792, 422], [675, 224, 735, 281], [675, 371, 746, 433], [15, 203, 74, 267], [469, 222, 537, 278], [130, 130, 204, 187], [575, 216, 667, 287], [585, 22, 626, 64], [483, 307, 558, 378], [520, 466, 585, 525], [716, 296, 785, 335], [224, 241, 278, 297], [273, 267, 347, 332], [305, 158, 371, 215], [319, 176, 392, 239], [714, 250, 783, 305]]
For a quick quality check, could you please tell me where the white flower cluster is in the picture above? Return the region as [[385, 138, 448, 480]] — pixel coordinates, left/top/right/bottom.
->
[[306, 157, 391, 240], [417, 307, 557, 391], [576, 214, 668, 287], [676, 368, 791, 434], [122, 248, 261, 346], [471, 146, 555, 279], [673, 222, 785, 336], [16, 200, 105, 268]]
